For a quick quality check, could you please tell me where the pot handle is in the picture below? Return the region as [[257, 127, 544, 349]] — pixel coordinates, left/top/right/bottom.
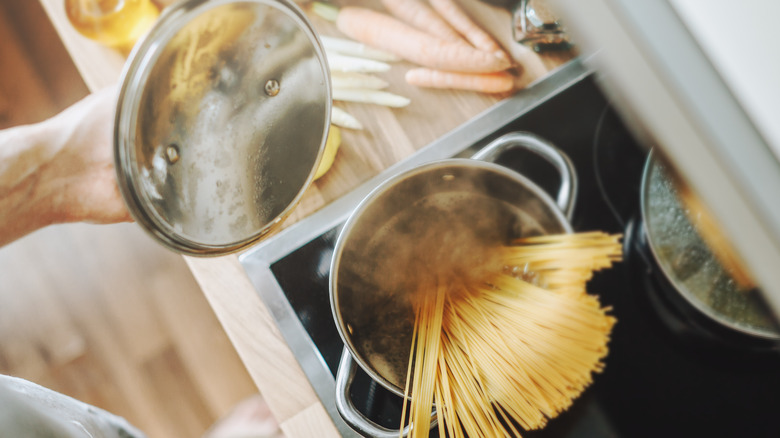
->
[[335, 347, 436, 437], [472, 132, 578, 220]]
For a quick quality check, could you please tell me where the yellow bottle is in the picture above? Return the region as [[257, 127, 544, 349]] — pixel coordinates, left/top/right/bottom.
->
[[64, 0, 160, 51]]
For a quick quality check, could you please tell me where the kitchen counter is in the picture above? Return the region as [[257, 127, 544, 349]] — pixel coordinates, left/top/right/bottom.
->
[[39, 0, 571, 436]]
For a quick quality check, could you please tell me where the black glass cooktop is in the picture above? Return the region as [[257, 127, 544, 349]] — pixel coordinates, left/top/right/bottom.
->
[[247, 65, 780, 437]]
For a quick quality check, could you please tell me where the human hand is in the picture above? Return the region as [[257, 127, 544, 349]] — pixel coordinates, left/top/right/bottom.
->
[[0, 87, 132, 247], [42, 86, 132, 225]]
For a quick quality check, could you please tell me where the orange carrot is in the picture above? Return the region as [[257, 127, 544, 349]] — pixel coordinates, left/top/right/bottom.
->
[[380, 0, 464, 44], [336, 7, 510, 74], [405, 68, 515, 93], [429, 0, 509, 61]]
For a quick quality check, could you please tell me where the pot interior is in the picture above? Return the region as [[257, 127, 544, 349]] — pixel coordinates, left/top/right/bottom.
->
[[332, 160, 570, 394], [642, 156, 780, 339]]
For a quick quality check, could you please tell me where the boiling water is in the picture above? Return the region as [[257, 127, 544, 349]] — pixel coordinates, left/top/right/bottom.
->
[[646, 159, 778, 338], [337, 190, 552, 390]]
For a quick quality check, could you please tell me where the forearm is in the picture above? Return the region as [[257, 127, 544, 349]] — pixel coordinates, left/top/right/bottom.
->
[[0, 122, 62, 247]]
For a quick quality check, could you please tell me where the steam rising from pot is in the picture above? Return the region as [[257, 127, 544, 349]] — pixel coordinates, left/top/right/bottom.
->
[[334, 162, 565, 389]]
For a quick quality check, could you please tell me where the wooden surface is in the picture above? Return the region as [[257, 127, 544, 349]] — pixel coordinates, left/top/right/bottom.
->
[[0, 224, 259, 438], [37, 0, 572, 436], [0, 3, 257, 438]]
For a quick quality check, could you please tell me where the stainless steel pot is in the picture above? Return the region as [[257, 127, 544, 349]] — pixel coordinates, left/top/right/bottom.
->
[[329, 132, 577, 437], [641, 151, 780, 340]]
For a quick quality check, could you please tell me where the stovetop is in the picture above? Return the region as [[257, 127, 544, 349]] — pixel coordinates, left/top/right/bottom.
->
[[240, 60, 780, 437]]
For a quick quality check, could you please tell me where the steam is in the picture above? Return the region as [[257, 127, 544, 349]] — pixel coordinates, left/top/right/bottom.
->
[[337, 189, 547, 388]]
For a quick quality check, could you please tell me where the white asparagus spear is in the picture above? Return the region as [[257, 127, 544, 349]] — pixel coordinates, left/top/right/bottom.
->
[[331, 107, 364, 130], [333, 89, 410, 108], [327, 53, 391, 73], [320, 35, 400, 62], [331, 72, 389, 90]]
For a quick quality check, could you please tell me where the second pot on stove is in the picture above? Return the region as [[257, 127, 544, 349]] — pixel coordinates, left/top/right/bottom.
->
[[329, 132, 577, 437], [640, 152, 780, 345]]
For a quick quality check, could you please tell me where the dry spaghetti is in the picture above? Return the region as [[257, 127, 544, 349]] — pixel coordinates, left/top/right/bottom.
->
[[400, 231, 622, 437]]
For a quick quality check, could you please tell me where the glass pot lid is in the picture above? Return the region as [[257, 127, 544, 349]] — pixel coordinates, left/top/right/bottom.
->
[[114, 0, 331, 256]]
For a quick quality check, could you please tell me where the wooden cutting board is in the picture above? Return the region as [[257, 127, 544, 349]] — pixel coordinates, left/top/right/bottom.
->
[[284, 0, 571, 225]]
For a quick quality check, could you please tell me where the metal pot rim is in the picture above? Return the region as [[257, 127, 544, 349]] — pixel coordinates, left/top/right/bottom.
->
[[330, 157, 573, 397]]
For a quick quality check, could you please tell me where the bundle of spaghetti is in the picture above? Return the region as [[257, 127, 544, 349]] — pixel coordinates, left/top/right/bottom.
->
[[399, 279, 447, 435], [400, 231, 622, 438], [500, 231, 623, 295]]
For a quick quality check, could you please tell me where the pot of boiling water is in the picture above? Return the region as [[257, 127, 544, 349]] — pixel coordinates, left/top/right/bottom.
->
[[329, 132, 577, 437], [640, 152, 780, 345]]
